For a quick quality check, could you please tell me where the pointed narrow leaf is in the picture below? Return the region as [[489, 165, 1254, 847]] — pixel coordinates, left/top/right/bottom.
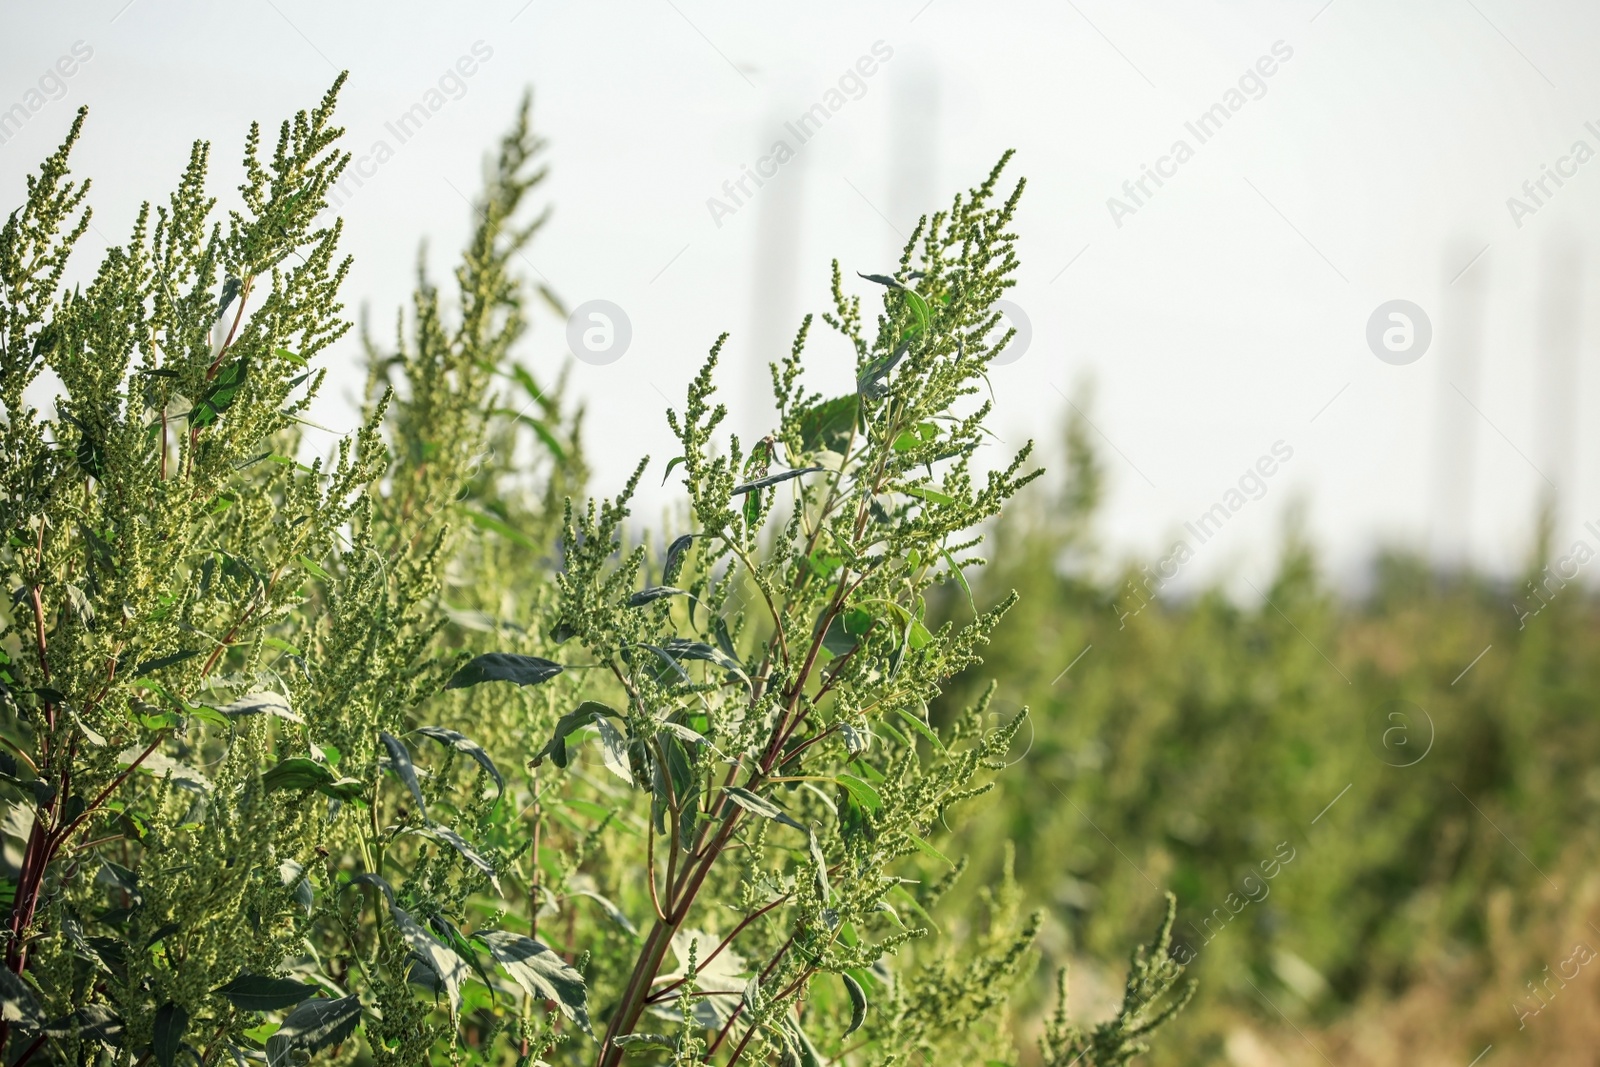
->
[[842, 973, 868, 1036], [215, 974, 322, 1012], [212, 691, 301, 723], [265, 995, 362, 1067], [532, 702, 620, 769], [153, 1002, 187, 1067], [724, 787, 805, 831], [662, 533, 695, 583], [584, 713, 630, 785], [408, 825, 502, 893], [477, 930, 591, 1034], [572, 889, 638, 936], [446, 652, 563, 689], [627, 586, 687, 608], [392, 906, 469, 1015], [379, 732, 426, 820], [414, 726, 504, 796], [731, 467, 823, 496], [808, 828, 831, 903]]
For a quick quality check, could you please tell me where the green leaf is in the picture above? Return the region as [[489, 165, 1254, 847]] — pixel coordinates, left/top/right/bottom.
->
[[662, 533, 696, 584], [593, 714, 632, 785], [798, 394, 859, 453], [660, 455, 686, 486], [392, 906, 469, 1015], [724, 786, 805, 832], [414, 726, 503, 796], [189, 358, 247, 429], [835, 774, 882, 811], [531, 702, 620, 769], [808, 827, 831, 903], [457, 506, 539, 551], [627, 586, 687, 608], [731, 466, 823, 495], [379, 732, 425, 819], [261, 758, 364, 802], [572, 888, 638, 936], [214, 974, 322, 1013], [821, 607, 875, 656], [893, 705, 945, 752], [477, 930, 591, 1034], [413, 824, 501, 894], [857, 338, 911, 399], [446, 652, 563, 689], [0, 967, 44, 1026], [265, 994, 362, 1067], [909, 832, 953, 867], [212, 691, 302, 723], [902, 484, 955, 506], [153, 1002, 187, 1067], [297, 554, 330, 580], [132, 649, 201, 678], [842, 972, 868, 1036]]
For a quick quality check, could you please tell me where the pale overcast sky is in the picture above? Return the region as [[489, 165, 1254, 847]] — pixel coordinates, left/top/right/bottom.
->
[[4, 1, 1599, 593]]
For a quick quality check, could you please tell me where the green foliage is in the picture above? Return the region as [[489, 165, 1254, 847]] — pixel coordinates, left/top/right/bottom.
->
[[0, 81, 1189, 1067], [935, 400, 1600, 1063]]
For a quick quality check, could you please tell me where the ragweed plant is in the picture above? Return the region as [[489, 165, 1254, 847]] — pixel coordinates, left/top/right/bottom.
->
[[0, 79, 1186, 1067]]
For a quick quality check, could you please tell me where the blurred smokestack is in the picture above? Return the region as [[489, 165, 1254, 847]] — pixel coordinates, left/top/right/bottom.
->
[[1431, 244, 1486, 567], [1538, 242, 1580, 525], [888, 62, 939, 254], [745, 111, 809, 440]]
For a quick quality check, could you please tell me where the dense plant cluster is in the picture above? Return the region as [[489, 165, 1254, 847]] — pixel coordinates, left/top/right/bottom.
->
[[0, 82, 1187, 1066], [937, 404, 1600, 1064]]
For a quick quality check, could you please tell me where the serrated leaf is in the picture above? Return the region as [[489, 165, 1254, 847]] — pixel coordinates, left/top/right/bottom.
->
[[477, 930, 591, 1034], [724, 786, 804, 831], [265, 994, 361, 1067], [445, 652, 563, 689], [414, 726, 504, 796]]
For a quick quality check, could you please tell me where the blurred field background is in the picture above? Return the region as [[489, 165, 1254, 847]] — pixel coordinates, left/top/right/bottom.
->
[[929, 407, 1600, 1066]]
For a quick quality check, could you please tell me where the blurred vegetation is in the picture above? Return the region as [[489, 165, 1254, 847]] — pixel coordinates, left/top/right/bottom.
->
[[935, 401, 1600, 1065]]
